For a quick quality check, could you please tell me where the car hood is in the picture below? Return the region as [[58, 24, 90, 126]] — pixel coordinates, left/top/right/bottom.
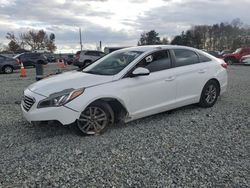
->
[[28, 70, 114, 96]]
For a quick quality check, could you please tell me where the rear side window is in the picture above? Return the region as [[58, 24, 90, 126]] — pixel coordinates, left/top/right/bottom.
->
[[136, 50, 171, 72], [173, 49, 199, 67], [198, 53, 212, 62]]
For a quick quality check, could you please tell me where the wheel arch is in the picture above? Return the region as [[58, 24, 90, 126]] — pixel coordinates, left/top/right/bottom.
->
[[83, 97, 129, 124], [84, 59, 92, 63], [2, 64, 14, 72]]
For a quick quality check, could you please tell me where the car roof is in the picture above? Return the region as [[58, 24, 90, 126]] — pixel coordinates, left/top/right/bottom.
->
[[117, 45, 200, 53]]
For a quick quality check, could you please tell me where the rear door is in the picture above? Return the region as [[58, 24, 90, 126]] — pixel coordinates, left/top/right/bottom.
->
[[22, 53, 34, 66], [171, 49, 209, 105], [29, 53, 40, 65]]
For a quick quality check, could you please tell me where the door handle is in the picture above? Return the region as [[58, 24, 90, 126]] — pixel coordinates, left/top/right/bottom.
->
[[165, 76, 175, 81], [198, 69, 206, 73]]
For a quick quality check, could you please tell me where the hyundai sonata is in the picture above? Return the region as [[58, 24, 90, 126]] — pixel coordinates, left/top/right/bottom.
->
[[21, 45, 227, 135]]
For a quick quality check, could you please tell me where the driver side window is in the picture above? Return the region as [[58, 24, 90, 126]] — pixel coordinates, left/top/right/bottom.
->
[[136, 50, 171, 72]]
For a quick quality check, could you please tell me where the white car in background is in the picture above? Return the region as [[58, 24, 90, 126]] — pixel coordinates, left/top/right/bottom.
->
[[240, 55, 250, 65], [21, 45, 228, 135], [74, 50, 106, 68]]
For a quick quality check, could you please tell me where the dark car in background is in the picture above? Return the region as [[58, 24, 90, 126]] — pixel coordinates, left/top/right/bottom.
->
[[44, 53, 56, 62], [14, 52, 48, 67], [207, 51, 221, 58], [0, 55, 20, 74], [64, 54, 75, 65]]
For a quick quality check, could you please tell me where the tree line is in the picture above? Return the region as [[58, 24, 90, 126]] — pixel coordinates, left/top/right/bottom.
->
[[138, 18, 250, 51], [3, 30, 56, 53]]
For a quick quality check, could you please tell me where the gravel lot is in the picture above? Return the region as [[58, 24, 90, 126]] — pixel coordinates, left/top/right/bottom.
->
[[0, 64, 249, 187]]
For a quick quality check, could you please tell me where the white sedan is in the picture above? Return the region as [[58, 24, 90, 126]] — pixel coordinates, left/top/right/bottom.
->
[[21, 45, 228, 135]]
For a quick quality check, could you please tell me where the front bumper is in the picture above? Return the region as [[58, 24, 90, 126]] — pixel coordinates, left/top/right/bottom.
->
[[21, 89, 80, 125]]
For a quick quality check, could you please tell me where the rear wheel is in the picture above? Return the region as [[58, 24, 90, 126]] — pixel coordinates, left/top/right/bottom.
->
[[3, 66, 13, 74], [199, 80, 220, 108], [84, 60, 92, 67], [77, 102, 113, 135]]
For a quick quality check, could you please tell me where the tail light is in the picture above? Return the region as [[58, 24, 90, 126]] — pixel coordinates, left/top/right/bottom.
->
[[221, 62, 228, 69]]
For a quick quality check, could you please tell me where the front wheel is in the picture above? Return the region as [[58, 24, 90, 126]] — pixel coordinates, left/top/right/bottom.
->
[[199, 80, 220, 108], [77, 102, 113, 135]]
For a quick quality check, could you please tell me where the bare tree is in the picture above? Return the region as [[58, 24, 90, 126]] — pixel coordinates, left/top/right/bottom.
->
[[171, 18, 250, 51], [6, 32, 21, 52], [6, 30, 57, 52]]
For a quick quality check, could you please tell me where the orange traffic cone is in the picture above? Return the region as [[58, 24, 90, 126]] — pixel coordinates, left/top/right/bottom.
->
[[20, 62, 26, 77]]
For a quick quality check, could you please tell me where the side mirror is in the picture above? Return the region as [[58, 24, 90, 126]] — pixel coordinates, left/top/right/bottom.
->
[[131, 67, 150, 77]]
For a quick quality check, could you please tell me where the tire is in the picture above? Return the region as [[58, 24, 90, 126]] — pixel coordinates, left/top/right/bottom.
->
[[84, 60, 92, 67], [77, 102, 114, 135], [3, 66, 13, 74], [199, 80, 220, 108]]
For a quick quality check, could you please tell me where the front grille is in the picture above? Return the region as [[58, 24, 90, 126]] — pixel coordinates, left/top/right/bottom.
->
[[22, 95, 35, 111]]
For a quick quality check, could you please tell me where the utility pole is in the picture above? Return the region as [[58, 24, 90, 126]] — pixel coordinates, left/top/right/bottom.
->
[[79, 28, 83, 51], [99, 41, 102, 51]]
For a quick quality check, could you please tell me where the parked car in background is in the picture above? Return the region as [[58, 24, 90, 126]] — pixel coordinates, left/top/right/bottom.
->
[[219, 50, 232, 56], [44, 53, 56, 62], [21, 45, 227, 135], [240, 55, 250, 65], [223, 47, 250, 64], [0, 55, 20, 74], [73, 50, 106, 68], [207, 51, 221, 58], [14, 52, 48, 67], [64, 54, 75, 65]]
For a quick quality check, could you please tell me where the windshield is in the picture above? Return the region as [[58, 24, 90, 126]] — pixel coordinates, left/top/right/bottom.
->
[[233, 48, 242, 54], [83, 50, 143, 75]]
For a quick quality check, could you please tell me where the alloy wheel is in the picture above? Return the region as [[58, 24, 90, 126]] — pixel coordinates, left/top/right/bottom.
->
[[4, 66, 13, 74], [204, 84, 217, 104], [77, 106, 108, 135]]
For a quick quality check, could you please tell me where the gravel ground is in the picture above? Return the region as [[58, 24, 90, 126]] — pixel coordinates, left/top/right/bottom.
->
[[0, 64, 249, 187]]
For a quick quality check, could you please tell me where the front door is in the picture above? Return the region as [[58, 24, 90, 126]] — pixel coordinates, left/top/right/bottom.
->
[[122, 50, 177, 119]]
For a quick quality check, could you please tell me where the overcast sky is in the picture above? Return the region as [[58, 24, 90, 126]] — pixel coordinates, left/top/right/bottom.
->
[[0, 0, 249, 52]]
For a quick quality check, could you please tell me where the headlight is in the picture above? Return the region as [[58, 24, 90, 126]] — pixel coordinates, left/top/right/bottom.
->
[[37, 88, 84, 108]]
